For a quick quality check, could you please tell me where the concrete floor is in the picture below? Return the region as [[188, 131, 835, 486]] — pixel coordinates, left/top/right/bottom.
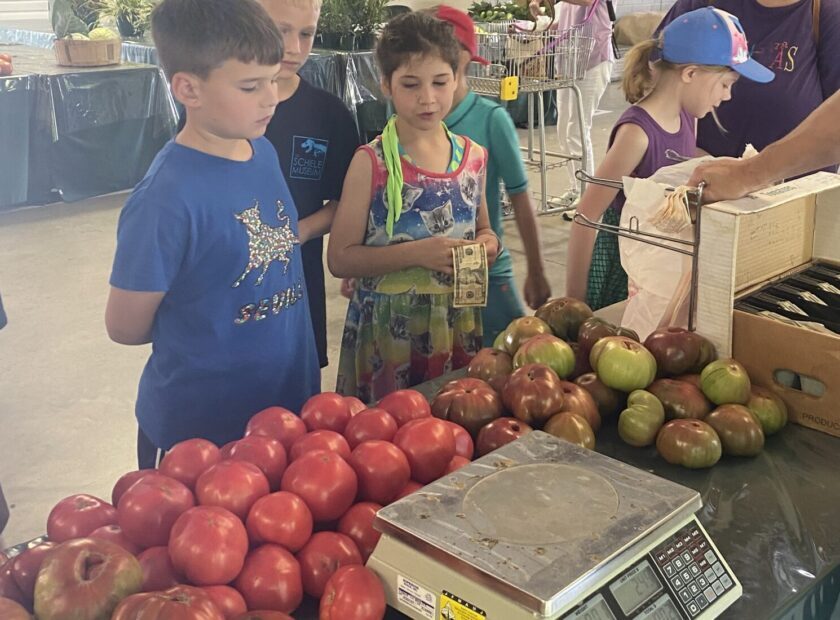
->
[[0, 83, 626, 547]]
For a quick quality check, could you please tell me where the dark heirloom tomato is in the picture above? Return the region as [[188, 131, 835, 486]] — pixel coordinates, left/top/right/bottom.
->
[[643, 327, 715, 377], [111, 585, 223, 620], [11, 541, 57, 601], [544, 412, 595, 449], [501, 364, 564, 427], [431, 377, 503, 438], [577, 316, 639, 360], [656, 419, 722, 469], [534, 297, 594, 341], [466, 347, 513, 393], [475, 418, 533, 457], [647, 378, 712, 420], [705, 405, 765, 456], [574, 373, 625, 419], [557, 381, 601, 432]]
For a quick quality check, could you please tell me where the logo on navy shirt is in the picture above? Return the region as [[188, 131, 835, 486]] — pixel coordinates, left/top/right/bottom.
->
[[290, 136, 329, 181]]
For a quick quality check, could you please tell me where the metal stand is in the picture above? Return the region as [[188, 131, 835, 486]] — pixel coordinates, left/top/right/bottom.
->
[[572, 170, 705, 330]]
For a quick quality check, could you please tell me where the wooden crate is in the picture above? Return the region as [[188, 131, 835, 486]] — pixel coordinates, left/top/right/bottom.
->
[[54, 38, 122, 67]]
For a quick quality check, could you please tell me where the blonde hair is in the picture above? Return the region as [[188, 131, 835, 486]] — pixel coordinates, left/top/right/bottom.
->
[[621, 37, 730, 104]]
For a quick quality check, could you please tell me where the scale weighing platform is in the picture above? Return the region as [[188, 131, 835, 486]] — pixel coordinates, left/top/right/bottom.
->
[[367, 431, 741, 620]]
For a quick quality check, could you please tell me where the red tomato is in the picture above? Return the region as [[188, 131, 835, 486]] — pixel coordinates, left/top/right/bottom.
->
[[234, 612, 293, 620], [47, 494, 117, 543], [111, 469, 156, 506], [11, 541, 56, 602], [234, 544, 303, 614], [112, 585, 224, 619], [338, 503, 382, 562], [195, 460, 270, 520], [246, 407, 307, 452], [89, 524, 142, 555], [281, 451, 358, 522], [289, 430, 351, 461], [169, 506, 248, 586], [159, 438, 221, 491], [320, 565, 386, 620], [246, 492, 313, 552], [444, 421, 475, 460], [296, 532, 362, 598], [377, 390, 431, 427], [348, 441, 410, 505], [200, 585, 247, 619], [301, 392, 353, 433], [220, 441, 237, 459], [117, 473, 195, 549], [137, 546, 183, 592], [344, 397, 367, 416], [343, 409, 398, 449], [393, 418, 457, 483], [228, 436, 288, 491], [394, 480, 422, 500], [443, 455, 471, 474], [0, 559, 27, 605]]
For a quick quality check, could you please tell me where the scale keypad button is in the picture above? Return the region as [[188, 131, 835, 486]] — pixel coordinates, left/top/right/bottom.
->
[[671, 575, 685, 590], [704, 550, 717, 564], [688, 582, 701, 597], [698, 557, 710, 571], [682, 551, 693, 564], [656, 551, 668, 565], [674, 557, 686, 570], [721, 574, 733, 589], [664, 563, 677, 578], [676, 540, 686, 551], [690, 564, 702, 577], [713, 562, 726, 577], [704, 568, 717, 583], [696, 594, 709, 609], [691, 528, 701, 538], [697, 575, 709, 589], [679, 588, 693, 604], [687, 601, 700, 616], [666, 545, 677, 557], [713, 581, 725, 596], [691, 546, 702, 558], [698, 539, 709, 551], [682, 533, 693, 545], [681, 569, 693, 583], [704, 587, 717, 603]]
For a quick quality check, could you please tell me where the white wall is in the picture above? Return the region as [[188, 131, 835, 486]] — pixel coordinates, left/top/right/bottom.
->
[[0, 0, 50, 28]]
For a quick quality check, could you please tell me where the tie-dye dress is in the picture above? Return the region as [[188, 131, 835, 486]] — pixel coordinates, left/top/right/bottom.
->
[[335, 134, 487, 403]]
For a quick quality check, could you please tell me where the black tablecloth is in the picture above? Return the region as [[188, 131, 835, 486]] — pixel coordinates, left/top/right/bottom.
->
[[0, 44, 177, 210]]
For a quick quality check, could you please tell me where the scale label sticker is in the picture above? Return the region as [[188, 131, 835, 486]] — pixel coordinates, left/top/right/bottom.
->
[[397, 575, 436, 620], [439, 591, 487, 620]]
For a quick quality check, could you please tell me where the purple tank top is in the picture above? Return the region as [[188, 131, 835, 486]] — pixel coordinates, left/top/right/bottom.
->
[[606, 106, 696, 212]]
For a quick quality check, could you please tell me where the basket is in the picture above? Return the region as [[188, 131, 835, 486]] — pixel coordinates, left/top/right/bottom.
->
[[54, 38, 122, 67]]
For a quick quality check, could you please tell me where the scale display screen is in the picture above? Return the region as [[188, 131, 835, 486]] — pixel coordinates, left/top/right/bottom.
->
[[609, 561, 663, 615], [635, 594, 683, 620], [568, 594, 616, 620]]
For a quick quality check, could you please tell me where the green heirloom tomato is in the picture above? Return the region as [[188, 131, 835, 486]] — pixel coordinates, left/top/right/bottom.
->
[[618, 390, 665, 447], [502, 316, 552, 355], [746, 386, 788, 435], [513, 334, 576, 379], [590, 336, 657, 392], [492, 329, 507, 352], [700, 358, 751, 405], [656, 420, 722, 469], [705, 404, 764, 456]]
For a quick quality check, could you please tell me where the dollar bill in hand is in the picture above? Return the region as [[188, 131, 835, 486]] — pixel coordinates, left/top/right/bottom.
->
[[452, 243, 488, 308]]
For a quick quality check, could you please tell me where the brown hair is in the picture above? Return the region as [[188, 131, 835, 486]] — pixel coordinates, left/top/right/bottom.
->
[[151, 0, 284, 80], [621, 37, 731, 104], [375, 11, 461, 83]]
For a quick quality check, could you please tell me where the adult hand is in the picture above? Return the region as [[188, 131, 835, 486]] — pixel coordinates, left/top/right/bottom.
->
[[523, 271, 551, 309], [528, 0, 541, 18], [688, 158, 763, 203]]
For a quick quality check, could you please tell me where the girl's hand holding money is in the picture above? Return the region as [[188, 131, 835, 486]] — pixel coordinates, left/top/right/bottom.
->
[[412, 237, 472, 275]]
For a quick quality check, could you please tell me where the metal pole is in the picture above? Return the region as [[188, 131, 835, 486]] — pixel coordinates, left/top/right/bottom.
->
[[537, 92, 548, 213]]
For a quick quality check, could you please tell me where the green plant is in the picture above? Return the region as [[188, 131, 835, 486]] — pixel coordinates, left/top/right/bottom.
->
[[319, 0, 351, 34], [344, 0, 386, 35], [97, 0, 157, 36]]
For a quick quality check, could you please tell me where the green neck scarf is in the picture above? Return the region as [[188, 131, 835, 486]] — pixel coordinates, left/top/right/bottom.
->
[[381, 115, 403, 238]]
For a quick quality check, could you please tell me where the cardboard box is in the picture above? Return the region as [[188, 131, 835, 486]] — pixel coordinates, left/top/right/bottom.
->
[[694, 172, 840, 437]]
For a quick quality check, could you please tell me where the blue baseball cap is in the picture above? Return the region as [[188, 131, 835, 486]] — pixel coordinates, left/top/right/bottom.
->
[[662, 7, 774, 83]]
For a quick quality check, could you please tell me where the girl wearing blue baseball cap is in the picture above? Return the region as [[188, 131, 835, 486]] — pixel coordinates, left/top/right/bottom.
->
[[565, 7, 774, 310]]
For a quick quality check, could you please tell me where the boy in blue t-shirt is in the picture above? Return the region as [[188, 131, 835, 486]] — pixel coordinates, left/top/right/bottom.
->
[[259, 0, 360, 370], [437, 6, 552, 345], [106, 0, 320, 467]]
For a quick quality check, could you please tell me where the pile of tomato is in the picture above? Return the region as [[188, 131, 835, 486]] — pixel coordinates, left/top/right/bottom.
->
[[0, 389, 479, 620]]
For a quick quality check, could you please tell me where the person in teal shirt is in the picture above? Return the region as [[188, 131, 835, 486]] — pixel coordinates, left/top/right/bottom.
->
[[436, 5, 552, 345]]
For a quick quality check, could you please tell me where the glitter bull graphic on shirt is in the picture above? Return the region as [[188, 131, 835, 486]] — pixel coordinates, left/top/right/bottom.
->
[[232, 199, 300, 288]]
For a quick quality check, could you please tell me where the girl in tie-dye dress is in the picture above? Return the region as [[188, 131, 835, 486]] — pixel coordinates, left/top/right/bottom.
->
[[328, 12, 499, 403]]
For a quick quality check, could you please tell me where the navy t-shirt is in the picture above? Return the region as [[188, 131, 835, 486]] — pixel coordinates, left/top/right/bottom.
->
[[659, 0, 840, 158], [110, 138, 320, 449], [264, 79, 360, 367]]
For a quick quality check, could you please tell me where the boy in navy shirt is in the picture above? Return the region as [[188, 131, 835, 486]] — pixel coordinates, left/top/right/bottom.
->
[[106, 0, 320, 468], [260, 0, 360, 370]]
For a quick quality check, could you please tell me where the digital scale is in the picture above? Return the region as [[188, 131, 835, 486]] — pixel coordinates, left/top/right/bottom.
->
[[367, 431, 741, 620]]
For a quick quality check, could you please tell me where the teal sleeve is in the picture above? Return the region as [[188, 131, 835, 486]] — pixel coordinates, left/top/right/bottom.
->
[[488, 106, 528, 195]]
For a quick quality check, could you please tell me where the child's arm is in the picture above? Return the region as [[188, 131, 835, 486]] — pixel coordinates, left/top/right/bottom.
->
[[298, 201, 337, 244], [566, 123, 649, 301], [105, 288, 165, 345], [328, 151, 472, 278], [509, 191, 551, 308]]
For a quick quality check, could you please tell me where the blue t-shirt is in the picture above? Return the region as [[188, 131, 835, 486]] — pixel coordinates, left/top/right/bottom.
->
[[444, 91, 529, 278], [110, 137, 320, 449]]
